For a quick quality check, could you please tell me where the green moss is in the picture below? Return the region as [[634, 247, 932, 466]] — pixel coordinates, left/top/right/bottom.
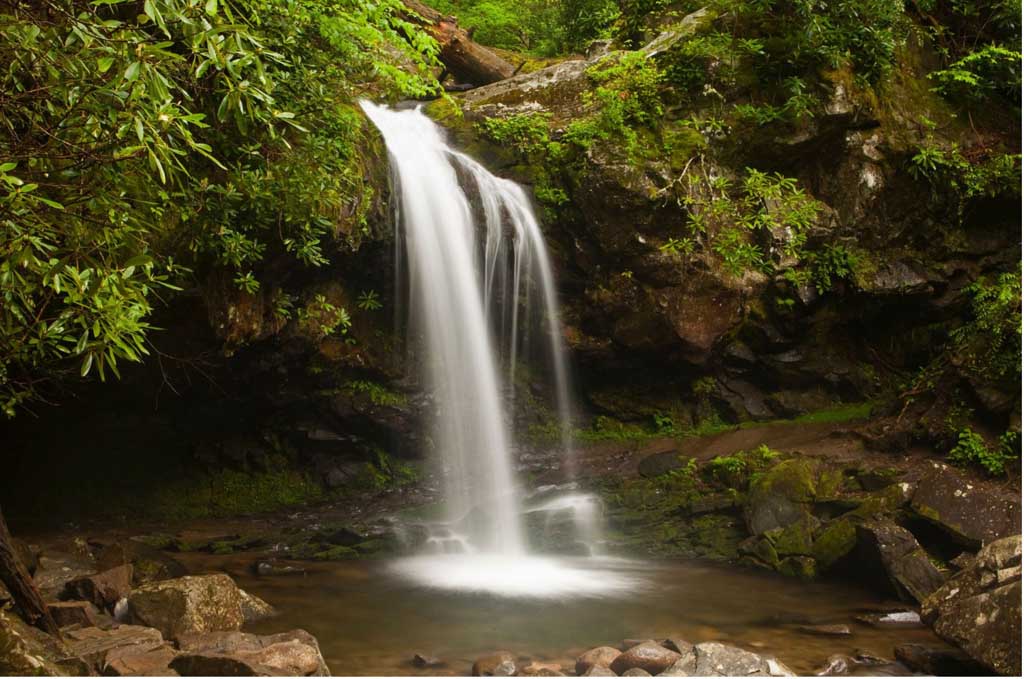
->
[[312, 545, 358, 560], [790, 401, 875, 424], [768, 517, 815, 556], [687, 514, 745, 560], [778, 555, 817, 580], [147, 469, 325, 521], [811, 519, 857, 569], [750, 458, 817, 504]]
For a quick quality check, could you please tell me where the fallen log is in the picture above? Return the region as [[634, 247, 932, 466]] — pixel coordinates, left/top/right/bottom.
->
[[0, 505, 60, 637], [401, 0, 515, 86]]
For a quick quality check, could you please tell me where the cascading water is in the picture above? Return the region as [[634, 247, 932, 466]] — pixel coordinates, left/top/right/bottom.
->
[[361, 101, 637, 597]]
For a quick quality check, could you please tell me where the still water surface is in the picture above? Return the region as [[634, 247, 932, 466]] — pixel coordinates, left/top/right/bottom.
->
[[182, 554, 949, 676]]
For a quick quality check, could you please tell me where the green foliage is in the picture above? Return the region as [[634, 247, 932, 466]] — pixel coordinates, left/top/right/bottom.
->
[[297, 294, 351, 339], [950, 266, 1022, 383], [948, 427, 1018, 476], [566, 51, 664, 155], [808, 244, 860, 294], [666, 164, 822, 278], [426, 0, 617, 54], [356, 449, 419, 490], [478, 112, 553, 155], [345, 379, 407, 406], [929, 45, 1022, 104], [357, 290, 383, 311], [0, 0, 440, 415]]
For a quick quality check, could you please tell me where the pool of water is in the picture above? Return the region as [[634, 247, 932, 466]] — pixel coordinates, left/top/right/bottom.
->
[[183, 553, 950, 676]]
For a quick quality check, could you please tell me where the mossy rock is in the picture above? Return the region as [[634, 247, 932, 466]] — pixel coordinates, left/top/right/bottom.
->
[[778, 555, 818, 580], [767, 515, 818, 556], [686, 514, 745, 560], [811, 519, 858, 569], [745, 458, 819, 534], [312, 545, 359, 561], [847, 481, 914, 520], [738, 536, 780, 568]]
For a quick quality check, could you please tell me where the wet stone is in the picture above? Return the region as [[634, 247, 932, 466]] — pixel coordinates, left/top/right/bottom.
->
[[611, 641, 681, 675], [576, 646, 622, 674], [413, 653, 444, 668], [473, 651, 517, 676], [796, 624, 851, 637]]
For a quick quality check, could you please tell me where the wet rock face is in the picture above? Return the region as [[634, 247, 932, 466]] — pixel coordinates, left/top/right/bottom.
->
[[922, 534, 1022, 676], [127, 574, 245, 639], [95, 540, 188, 586], [172, 629, 329, 677], [854, 520, 946, 604], [910, 463, 1022, 548]]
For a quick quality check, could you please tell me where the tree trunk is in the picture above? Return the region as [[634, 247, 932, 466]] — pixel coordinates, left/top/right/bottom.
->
[[0, 505, 60, 638], [401, 0, 515, 86]]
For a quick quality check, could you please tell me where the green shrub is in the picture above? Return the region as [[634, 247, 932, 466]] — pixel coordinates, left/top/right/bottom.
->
[[948, 428, 1018, 476]]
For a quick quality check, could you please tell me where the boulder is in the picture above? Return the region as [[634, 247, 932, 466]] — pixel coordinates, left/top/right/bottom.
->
[[921, 535, 1021, 675], [893, 643, 989, 676], [517, 660, 564, 676], [659, 653, 698, 676], [910, 464, 1021, 548], [172, 629, 329, 676], [62, 565, 133, 611], [96, 540, 188, 585], [0, 608, 63, 676], [855, 521, 945, 603], [638, 450, 686, 478], [103, 644, 179, 676], [47, 600, 100, 628], [610, 641, 681, 675], [691, 642, 793, 676], [744, 459, 818, 535], [621, 669, 651, 677], [581, 667, 616, 677], [661, 639, 693, 655], [127, 574, 244, 639], [63, 624, 165, 671], [576, 646, 622, 674], [239, 589, 275, 623], [33, 551, 96, 601], [473, 651, 517, 676]]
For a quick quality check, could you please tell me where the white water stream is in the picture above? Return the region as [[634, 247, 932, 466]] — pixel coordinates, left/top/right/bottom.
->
[[361, 102, 633, 597]]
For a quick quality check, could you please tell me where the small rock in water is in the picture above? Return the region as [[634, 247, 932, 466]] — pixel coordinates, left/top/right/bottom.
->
[[517, 660, 564, 676], [622, 669, 652, 677], [473, 651, 517, 677], [575, 647, 622, 675], [253, 559, 306, 577], [797, 624, 852, 637], [814, 654, 850, 676], [611, 641, 681, 675], [582, 667, 617, 677], [854, 610, 922, 627], [413, 653, 444, 668]]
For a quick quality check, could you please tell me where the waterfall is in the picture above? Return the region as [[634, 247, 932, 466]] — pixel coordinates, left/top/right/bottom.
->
[[362, 102, 633, 597]]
